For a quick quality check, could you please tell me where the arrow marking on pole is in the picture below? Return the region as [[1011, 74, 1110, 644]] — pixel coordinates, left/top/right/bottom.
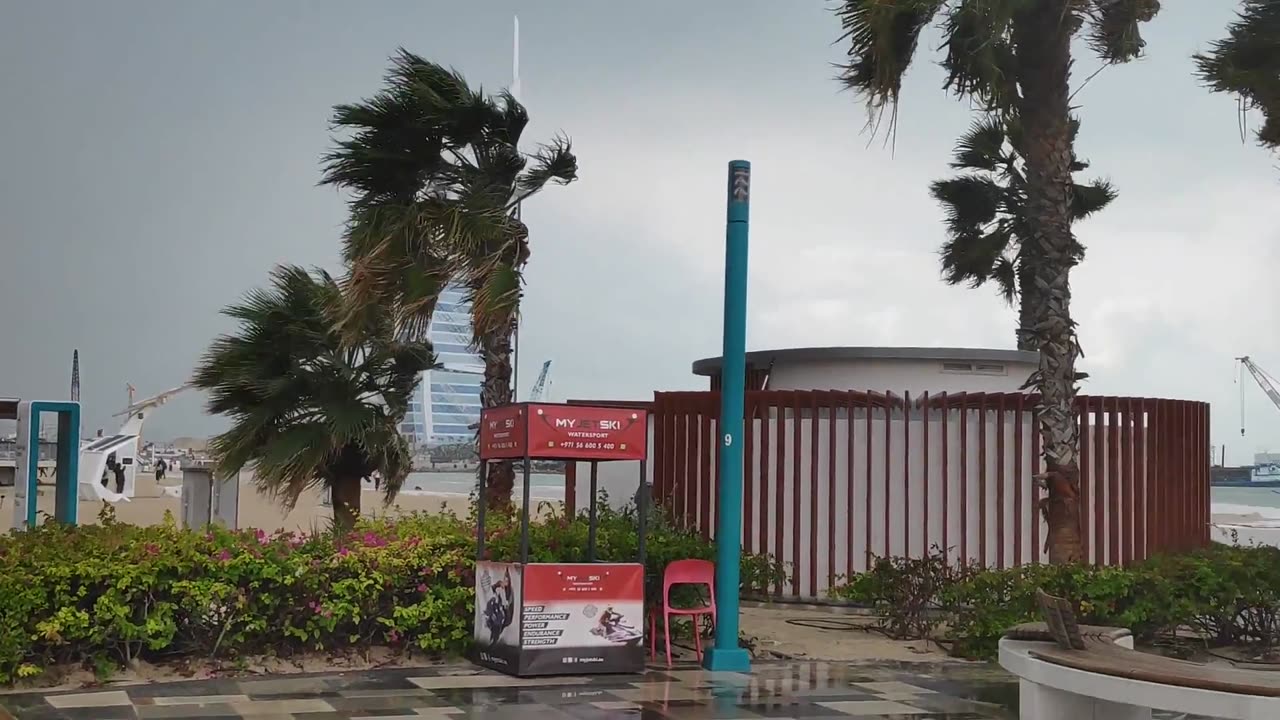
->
[[732, 168, 750, 202]]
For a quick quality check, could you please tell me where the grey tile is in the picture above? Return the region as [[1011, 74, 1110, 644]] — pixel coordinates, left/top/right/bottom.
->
[[815, 699, 932, 716], [137, 703, 241, 719], [46, 690, 132, 709]]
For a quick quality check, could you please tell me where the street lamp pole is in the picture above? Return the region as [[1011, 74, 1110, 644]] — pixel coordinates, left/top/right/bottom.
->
[[702, 160, 752, 672]]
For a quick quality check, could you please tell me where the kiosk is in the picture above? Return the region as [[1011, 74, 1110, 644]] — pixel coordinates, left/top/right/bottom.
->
[[473, 402, 649, 677]]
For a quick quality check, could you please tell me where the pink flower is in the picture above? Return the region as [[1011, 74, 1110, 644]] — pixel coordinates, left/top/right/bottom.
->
[[338, 547, 350, 558], [416, 583, 427, 593], [216, 549, 231, 562]]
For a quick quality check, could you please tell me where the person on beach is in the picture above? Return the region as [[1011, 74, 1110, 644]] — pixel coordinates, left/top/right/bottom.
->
[[113, 461, 126, 493], [102, 452, 117, 487]]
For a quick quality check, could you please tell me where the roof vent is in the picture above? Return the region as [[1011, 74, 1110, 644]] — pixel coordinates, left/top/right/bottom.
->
[[941, 361, 1008, 376]]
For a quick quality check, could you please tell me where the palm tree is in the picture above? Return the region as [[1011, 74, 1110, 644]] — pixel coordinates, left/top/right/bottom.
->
[[321, 51, 578, 512], [835, 0, 1159, 563], [932, 116, 1117, 351], [193, 265, 435, 530], [1195, 0, 1280, 154]]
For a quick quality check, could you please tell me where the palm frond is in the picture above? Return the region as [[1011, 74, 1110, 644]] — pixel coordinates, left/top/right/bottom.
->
[[463, 255, 523, 344], [835, 0, 947, 124], [940, 0, 1021, 112], [930, 174, 1006, 234], [938, 222, 1016, 289], [1071, 178, 1117, 219], [951, 115, 1014, 171], [990, 255, 1019, 303], [1194, 0, 1280, 150], [514, 135, 579, 205], [1082, 0, 1162, 65]]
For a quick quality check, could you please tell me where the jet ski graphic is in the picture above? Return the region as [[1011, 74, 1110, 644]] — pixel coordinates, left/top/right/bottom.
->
[[589, 606, 643, 646]]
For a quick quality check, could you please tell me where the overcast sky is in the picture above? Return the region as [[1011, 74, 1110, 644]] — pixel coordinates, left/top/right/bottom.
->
[[2, 1, 1277, 464]]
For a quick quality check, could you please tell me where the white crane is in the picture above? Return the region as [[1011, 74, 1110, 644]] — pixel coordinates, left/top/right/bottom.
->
[[1235, 356, 1280, 436], [528, 360, 552, 402]]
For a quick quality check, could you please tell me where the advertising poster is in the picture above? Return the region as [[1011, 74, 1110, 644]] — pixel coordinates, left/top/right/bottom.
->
[[473, 562, 522, 671], [519, 563, 646, 675]]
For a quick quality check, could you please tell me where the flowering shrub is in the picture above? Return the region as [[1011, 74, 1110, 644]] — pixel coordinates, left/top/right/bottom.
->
[[0, 502, 785, 684], [830, 543, 1280, 660]]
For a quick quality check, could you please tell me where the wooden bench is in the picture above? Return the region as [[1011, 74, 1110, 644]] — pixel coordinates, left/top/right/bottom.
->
[[998, 590, 1280, 720]]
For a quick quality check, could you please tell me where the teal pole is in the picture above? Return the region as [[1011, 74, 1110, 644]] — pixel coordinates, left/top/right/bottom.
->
[[703, 160, 752, 672]]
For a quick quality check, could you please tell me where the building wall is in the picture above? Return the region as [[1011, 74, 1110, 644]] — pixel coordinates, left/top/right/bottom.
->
[[766, 356, 1035, 394], [403, 286, 484, 447]]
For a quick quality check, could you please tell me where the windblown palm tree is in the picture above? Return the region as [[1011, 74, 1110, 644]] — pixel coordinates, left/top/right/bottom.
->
[[835, 0, 1159, 563], [193, 265, 435, 530], [1195, 0, 1280, 155], [321, 51, 578, 512], [932, 116, 1117, 351]]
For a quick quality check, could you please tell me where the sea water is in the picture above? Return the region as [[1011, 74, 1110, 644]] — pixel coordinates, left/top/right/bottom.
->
[[1210, 486, 1280, 547], [1212, 486, 1280, 517], [371, 471, 565, 501]]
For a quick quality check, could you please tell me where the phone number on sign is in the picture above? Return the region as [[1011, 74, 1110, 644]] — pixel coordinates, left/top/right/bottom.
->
[[555, 442, 618, 451]]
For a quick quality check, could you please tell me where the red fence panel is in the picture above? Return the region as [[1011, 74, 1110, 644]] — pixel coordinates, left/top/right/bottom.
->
[[650, 391, 1211, 599]]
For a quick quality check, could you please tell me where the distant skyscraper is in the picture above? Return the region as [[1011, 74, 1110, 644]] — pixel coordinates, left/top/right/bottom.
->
[[402, 286, 484, 447]]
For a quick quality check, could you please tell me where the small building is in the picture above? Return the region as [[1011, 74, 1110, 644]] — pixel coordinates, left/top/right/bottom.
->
[[691, 346, 1038, 394]]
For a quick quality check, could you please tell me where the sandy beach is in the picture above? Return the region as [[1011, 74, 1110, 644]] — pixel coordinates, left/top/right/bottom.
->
[[0, 470, 483, 533]]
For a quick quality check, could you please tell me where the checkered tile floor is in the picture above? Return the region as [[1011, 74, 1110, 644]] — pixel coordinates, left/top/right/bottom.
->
[[0, 661, 1220, 719]]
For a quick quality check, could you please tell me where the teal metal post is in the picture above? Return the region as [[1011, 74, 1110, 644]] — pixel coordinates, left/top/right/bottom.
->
[[703, 160, 752, 672]]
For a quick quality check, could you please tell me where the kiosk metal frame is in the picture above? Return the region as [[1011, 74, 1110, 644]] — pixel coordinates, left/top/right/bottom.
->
[[473, 402, 649, 677]]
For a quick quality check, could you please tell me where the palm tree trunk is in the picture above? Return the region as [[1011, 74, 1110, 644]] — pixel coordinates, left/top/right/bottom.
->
[[1013, 1, 1084, 564], [1015, 260, 1041, 352], [330, 474, 362, 532], [479, 316, 517, 512]]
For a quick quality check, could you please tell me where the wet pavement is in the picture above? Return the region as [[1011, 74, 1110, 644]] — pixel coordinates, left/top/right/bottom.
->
[[0, 660, 1215, 719]]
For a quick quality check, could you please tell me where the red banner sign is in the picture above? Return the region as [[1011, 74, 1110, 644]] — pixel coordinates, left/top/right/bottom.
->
[[525, 404, 647, 461], [479, 404, 648, 461], [479, 405, 528, 459]]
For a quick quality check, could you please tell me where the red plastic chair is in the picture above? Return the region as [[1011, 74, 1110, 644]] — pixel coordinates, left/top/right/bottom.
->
[[649, 559, 716, 667]]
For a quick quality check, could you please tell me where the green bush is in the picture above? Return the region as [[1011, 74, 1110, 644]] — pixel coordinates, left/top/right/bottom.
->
[[0, 500, 785, 684], [831, 544, 1280, 660]]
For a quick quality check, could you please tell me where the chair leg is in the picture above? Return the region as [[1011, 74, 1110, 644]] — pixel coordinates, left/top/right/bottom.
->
[[649, 612, 656, 660], [692, 616, 703, 660], [664, 611, 673, 668]]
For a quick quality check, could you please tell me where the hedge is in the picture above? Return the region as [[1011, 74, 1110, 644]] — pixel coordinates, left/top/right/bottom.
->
[[831, 543, 1280, 659], [0, 501, 786, 684]]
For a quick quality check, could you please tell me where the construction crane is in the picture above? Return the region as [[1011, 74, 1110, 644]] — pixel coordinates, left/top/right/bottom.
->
[[1235, 356, 1280, 435], [528, 360, 552, 402]]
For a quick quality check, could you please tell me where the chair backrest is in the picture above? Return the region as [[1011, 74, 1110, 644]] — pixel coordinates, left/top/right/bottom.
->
[[663, 559, 715, 605], [1036, 589, 1086, 650]]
